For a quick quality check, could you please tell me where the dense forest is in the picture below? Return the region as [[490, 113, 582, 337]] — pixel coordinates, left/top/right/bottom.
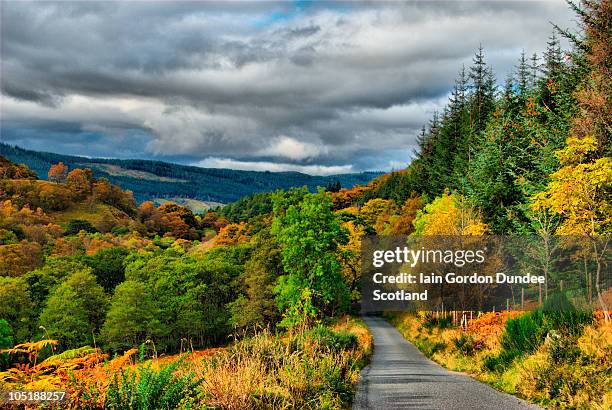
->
[[0, 143, 381, 204], [0, 1, 610, 408]]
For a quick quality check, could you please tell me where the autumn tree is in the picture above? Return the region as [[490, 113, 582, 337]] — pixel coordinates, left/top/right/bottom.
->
[[338, 220, 365, 302], [158, 203, 199, 239], [214, 222, 249, 246], [93, 177, 136, 215], [66, 168, 93, 198], [0, 241, 43, 277], [48, 162, 69, 183], [387, 195, 425, 235], [0, 156, 37, 180], [360, 198, 397, 233], [562, 0, 612, 157], [532, 136, 611, 319], [412, 191, 488, 236]]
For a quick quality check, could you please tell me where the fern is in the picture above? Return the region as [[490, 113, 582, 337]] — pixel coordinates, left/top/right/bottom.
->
[[42, 346, 100, 367], [104, 359, 203, 409]]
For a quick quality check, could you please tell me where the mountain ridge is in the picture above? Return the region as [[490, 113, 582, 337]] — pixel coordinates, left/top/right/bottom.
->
[[0, 143, 383, 205]]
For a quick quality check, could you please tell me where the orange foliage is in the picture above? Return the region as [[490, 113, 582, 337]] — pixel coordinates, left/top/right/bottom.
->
[[201, 211, 228, 232], [386, 195, 424, 235], [331, 185, 370, 209], [465, 311, 523, 336], [48, 162, 69, 183], [139, 201, 199, 239], [0, 156, 38, 180], [0, 240, 43, 276], [215, 222, 249, 246], [67, 168, 93, 198]]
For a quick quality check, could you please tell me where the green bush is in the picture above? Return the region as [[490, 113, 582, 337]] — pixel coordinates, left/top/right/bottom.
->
[[306, 325, 358, 351], [414, 337, 446, 358], [501, 310, 548, 354], [104, 359, 203, 410], [548, 334, 582, 364], [486, 297, 593, 372], [0, 229, 18, 245], [542, 292, 592, 336], [453, 334, 477, 356], [485, 311, 548, 371], [65, 219, 98, 235]]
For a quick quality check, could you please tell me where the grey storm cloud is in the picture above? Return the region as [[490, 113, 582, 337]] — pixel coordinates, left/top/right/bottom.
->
[[0, 1, 576, 174]]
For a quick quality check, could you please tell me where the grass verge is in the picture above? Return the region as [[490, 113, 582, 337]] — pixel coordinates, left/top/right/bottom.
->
[[386, 310, 611, 409]]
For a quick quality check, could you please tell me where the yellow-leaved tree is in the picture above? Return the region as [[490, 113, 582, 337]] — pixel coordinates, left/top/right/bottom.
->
[[338, 220, 365, 303], [412, 190, 488, 236], [532, 136, 611, 321]]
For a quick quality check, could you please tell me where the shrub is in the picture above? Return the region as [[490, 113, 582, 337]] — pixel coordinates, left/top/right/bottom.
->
[[453, 334, 478, 356], [501, 311, 547, 354], [485, 311, 548, 371], [200, 320, 371, 409], [306, 325, 358, 351], [65, 219, 98, 236], [111, 226, 129, 236], [414, 337, 446, 358], [422, 313, 454, 330], [104, 359, 203, 409], [542, 292, 593, 336]]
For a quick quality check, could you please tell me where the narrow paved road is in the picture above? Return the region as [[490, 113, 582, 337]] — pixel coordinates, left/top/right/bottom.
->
[[353, 316, 541, 410]]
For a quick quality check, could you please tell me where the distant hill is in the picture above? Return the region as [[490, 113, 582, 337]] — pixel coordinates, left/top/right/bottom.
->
[[0, 143, 382, 205]]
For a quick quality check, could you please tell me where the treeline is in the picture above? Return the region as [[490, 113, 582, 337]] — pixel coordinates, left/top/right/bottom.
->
[[357, 1, 610, 235], [0, 155, 359, 356], [0, 144, 382, 204]]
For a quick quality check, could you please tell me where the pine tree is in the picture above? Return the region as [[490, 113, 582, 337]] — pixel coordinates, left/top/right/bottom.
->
[[517, 50, 530, 96], [544, 32, 563, 78], [531, 53, 540, 88], [470, 44, 489, 132]]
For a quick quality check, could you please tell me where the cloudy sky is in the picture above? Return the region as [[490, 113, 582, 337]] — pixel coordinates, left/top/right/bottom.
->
[[1, 1, 576, 175]]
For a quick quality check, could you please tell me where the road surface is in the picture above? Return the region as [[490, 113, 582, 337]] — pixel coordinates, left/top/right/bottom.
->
[[353, 316, 541, 410]]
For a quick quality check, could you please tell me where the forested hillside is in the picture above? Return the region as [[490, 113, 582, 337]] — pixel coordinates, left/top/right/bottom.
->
[[0, 1, 609, 409], [0, 143, 381, 205]]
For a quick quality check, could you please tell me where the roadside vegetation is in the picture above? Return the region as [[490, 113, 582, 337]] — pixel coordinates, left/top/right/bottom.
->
[[388, 308, 611, 409], [0, 317, 371, 409]]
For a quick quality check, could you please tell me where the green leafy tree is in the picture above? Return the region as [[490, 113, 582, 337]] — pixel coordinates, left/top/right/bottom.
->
[[39, 270, 108, 349], [64, 219, 98, 235], [272, 190, 350, 327], [101, 281, 162, 352], [0, 277, 33, 342], [229, 229, 282, 328], [0, 319, 13, 369], [79, 247, 129, 293], [24, 257, 89, 314], [122, 246, 248, 351]]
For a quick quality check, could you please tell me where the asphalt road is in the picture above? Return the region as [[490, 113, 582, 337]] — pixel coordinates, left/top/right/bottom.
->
[[353, 316, 542, 410]]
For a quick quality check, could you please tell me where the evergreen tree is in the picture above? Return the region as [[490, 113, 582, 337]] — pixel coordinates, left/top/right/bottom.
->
[[517, 50, 530, 96]]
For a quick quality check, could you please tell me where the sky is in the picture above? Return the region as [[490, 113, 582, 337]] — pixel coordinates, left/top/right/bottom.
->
[[0, 1, 577, 175]]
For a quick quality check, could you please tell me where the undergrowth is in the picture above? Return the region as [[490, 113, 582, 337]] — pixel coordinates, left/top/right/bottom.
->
[[387, 304, 610, 409]]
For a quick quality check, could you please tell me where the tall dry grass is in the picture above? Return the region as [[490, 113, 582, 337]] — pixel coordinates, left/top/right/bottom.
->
[[195, 316, 372, 409]]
